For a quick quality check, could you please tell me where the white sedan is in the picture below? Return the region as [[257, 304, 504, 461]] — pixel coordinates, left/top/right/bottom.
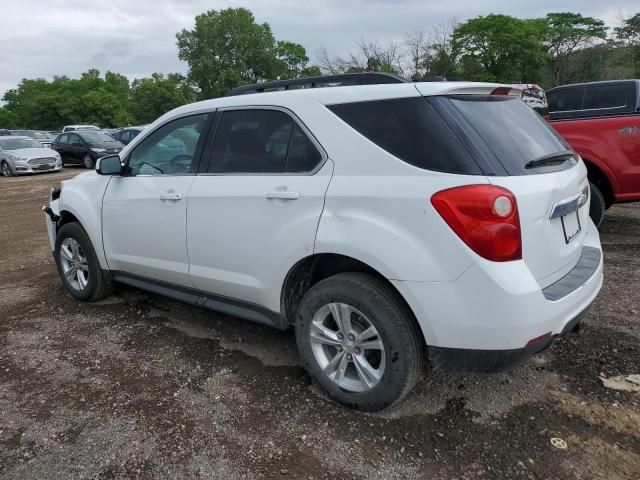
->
[[0, 136, 63, 176]]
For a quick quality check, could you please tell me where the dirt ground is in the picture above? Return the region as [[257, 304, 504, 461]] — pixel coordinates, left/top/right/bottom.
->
[[1, 169, 639, 480]]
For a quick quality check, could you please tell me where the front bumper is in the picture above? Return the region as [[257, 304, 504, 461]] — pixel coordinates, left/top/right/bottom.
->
[[392, 217, 603, 371], [12, 162, 62, 175]]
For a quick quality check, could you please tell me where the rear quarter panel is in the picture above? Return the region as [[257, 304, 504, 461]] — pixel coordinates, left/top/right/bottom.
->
[[550, 115, 640, 201]]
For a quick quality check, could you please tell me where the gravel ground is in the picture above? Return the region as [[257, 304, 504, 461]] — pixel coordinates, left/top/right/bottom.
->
[[1, 169, 639, 479]]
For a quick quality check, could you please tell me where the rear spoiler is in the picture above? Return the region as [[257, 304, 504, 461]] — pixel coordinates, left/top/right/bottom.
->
[[415, 83, 523, 97]]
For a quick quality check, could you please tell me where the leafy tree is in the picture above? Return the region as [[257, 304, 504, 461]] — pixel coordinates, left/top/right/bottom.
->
[[615, 13, 640, 76], [0, 108, 18, 129], [543, 12, 607, 85], [130, 73, 196, 124], [81, 89, 131, 127], [2, 70, 132, 130], [452, 14, 547, 83], [275, 41, 320, 78], [177, 8, 317, 99]]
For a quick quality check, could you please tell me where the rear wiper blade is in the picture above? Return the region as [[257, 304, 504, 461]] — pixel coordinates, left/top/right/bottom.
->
[[524, 150, 575, 169]]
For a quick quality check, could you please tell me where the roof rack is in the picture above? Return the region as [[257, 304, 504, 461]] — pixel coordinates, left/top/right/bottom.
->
[[225, 72, 410, 96]]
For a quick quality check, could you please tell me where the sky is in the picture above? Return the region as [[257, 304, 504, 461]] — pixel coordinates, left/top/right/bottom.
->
[[0, 0, 638, 98]]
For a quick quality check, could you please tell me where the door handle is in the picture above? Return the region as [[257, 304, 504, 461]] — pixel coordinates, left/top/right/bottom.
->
[[160, 193, 182, 201], [266, 191, 299, 200]]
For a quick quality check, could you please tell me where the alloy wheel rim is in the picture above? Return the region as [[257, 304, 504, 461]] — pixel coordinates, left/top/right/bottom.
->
[[84, 155, 93, 168], [60, 238, 89, 291], [309, 302, 385, 393], [2, 163, 10, 176]]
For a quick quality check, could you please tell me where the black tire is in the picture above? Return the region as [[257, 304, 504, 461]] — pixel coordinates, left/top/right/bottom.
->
[[1, 160, 14, 177], [296, 272, 423, 411], [54, 222, 113, 301], [588, 181, 606, 228], [83, 154, 95, 169]]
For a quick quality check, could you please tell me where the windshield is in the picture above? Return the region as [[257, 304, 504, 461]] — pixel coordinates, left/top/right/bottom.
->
[[447, 95, 572, 175], [15, 130, 51, 140], [0, 138, 43, 150], [78, 132, 118, 143]]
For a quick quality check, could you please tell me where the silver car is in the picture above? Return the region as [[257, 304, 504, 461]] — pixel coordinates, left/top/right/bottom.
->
[[0, 136, 63, 176]]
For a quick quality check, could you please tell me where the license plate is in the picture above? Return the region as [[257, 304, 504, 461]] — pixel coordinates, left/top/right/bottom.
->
[[561, 211, 581, 243], [38, 164, 52, 170]]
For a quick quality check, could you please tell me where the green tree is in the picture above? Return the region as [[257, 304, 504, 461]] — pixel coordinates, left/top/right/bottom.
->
[[2, 70, 132, 130], [0, 108, 18, 128], [615, 13, 640, 76], [176, 7, 317, 99], [453, 14, 547, 83], [81, 89, 131, 127], [543, 12, 607, 85], [130, 73, 196, 124]]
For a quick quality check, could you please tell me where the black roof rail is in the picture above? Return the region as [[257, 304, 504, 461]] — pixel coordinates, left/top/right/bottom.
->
[[225, 72, 410, 96]]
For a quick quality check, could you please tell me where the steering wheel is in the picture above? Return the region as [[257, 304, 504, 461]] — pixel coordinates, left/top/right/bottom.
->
[[167, 154, 192, 173]]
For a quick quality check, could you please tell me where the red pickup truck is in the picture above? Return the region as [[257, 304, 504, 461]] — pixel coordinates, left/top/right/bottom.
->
[[546, 80, 640, 227]]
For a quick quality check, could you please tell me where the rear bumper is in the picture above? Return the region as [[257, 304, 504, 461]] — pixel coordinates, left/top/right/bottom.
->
[[428, 301, 592, 373], [392, 217, 603, 367]]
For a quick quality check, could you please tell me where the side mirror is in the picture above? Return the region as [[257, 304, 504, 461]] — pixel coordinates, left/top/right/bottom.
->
[[96, 155, 122, 175]]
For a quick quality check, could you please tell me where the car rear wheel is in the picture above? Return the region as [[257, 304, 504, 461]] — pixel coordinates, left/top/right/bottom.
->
[[54, 222, 113, 301], [83, 154, 95, 169], [1, 161, 13, 177], [588, 181, 606, 228], [296, 272, 423, 411]]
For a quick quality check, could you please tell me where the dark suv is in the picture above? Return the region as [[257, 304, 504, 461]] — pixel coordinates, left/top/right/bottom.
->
[[111, 127, 145, 145], [52, 130, 124, 169]]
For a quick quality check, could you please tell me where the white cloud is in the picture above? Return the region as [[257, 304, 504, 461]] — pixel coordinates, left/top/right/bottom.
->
[[0, 0, 638, 98]]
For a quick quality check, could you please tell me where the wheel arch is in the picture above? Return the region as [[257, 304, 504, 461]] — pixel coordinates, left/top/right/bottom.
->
[[58, 209, 80, 227], [280, 253, 426, 346], [56, 205, 109, 269], [582, 158, 615, 208]]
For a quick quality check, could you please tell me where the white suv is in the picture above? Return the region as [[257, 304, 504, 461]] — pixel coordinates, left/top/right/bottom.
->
[[43, 76, 603, 411]]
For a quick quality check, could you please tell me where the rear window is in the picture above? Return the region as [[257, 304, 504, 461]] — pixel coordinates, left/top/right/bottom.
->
[[582, 83, 635, 111], [327, 97, 481, 175], [448, 96, 572, 175]]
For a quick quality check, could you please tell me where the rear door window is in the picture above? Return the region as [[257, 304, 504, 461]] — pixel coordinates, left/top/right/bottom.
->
[[208, 109, 323, 174], [328, 97, 481, 175], [582, 83, 635, 114], [447, 95, 573, 175]]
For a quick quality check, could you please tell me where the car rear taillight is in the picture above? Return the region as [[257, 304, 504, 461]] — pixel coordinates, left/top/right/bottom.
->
[[431, 185, 522, 262], [490, 87, 513, 96]]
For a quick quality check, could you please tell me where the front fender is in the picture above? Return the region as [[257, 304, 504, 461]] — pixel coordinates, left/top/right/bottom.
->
[[58, 172, 111, 269]]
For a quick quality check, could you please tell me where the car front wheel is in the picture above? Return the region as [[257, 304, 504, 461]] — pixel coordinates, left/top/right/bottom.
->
[[83, 154, 95, 169], [1, 160, 13, 177], [296, 272, 423, 411], [54, 222, 112, 301]]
